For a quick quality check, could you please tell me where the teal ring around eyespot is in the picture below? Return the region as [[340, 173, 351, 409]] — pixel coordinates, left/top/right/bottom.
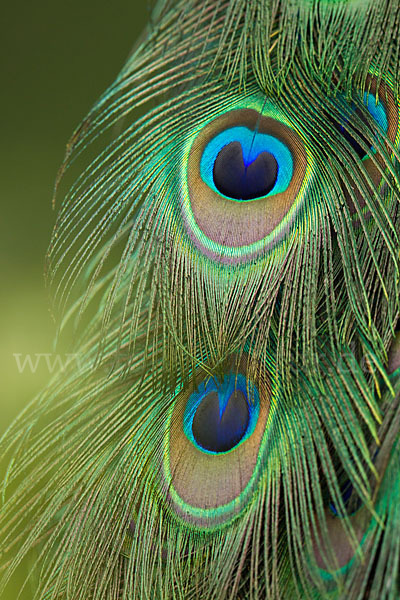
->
[[337, 90, 388, 160], [200, 127, 294, 200], [183, 373, 260, 455], [363, 92, 388, 133], [361, 91, 388, 159], [365, 66, 400, 152]]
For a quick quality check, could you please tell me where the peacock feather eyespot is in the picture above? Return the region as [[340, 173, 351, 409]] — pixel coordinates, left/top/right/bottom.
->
[[331, 74, 400, 219], [355, 76, 397, 157], [162, 358, 273, 529], [333, 91, 388, 160], [180, 100, 312, 263]]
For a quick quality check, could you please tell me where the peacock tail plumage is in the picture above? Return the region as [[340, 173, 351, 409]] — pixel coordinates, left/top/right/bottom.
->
[[2, 0, 400, 598]]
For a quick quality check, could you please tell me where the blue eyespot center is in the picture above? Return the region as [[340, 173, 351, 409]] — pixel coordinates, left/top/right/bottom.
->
[[213, 142, 278, 200], [183, 374, 260, 454], [192, 388, 250, 452], [200, 126, 293, 201]]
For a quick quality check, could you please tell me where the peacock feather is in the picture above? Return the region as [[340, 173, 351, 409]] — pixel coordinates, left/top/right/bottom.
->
[[2, 0, 400, 598]]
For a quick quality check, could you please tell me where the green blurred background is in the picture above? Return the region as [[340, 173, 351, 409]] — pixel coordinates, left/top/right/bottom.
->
[[1, 2, 147, 596]]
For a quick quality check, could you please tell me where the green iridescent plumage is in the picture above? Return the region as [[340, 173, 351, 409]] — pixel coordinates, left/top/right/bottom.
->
[[1, 0, 400, 598]]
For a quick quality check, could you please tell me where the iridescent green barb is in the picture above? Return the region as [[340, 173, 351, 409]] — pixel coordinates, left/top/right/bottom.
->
[[220, 0, 400, 95], [1, 0, 400, 598]]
